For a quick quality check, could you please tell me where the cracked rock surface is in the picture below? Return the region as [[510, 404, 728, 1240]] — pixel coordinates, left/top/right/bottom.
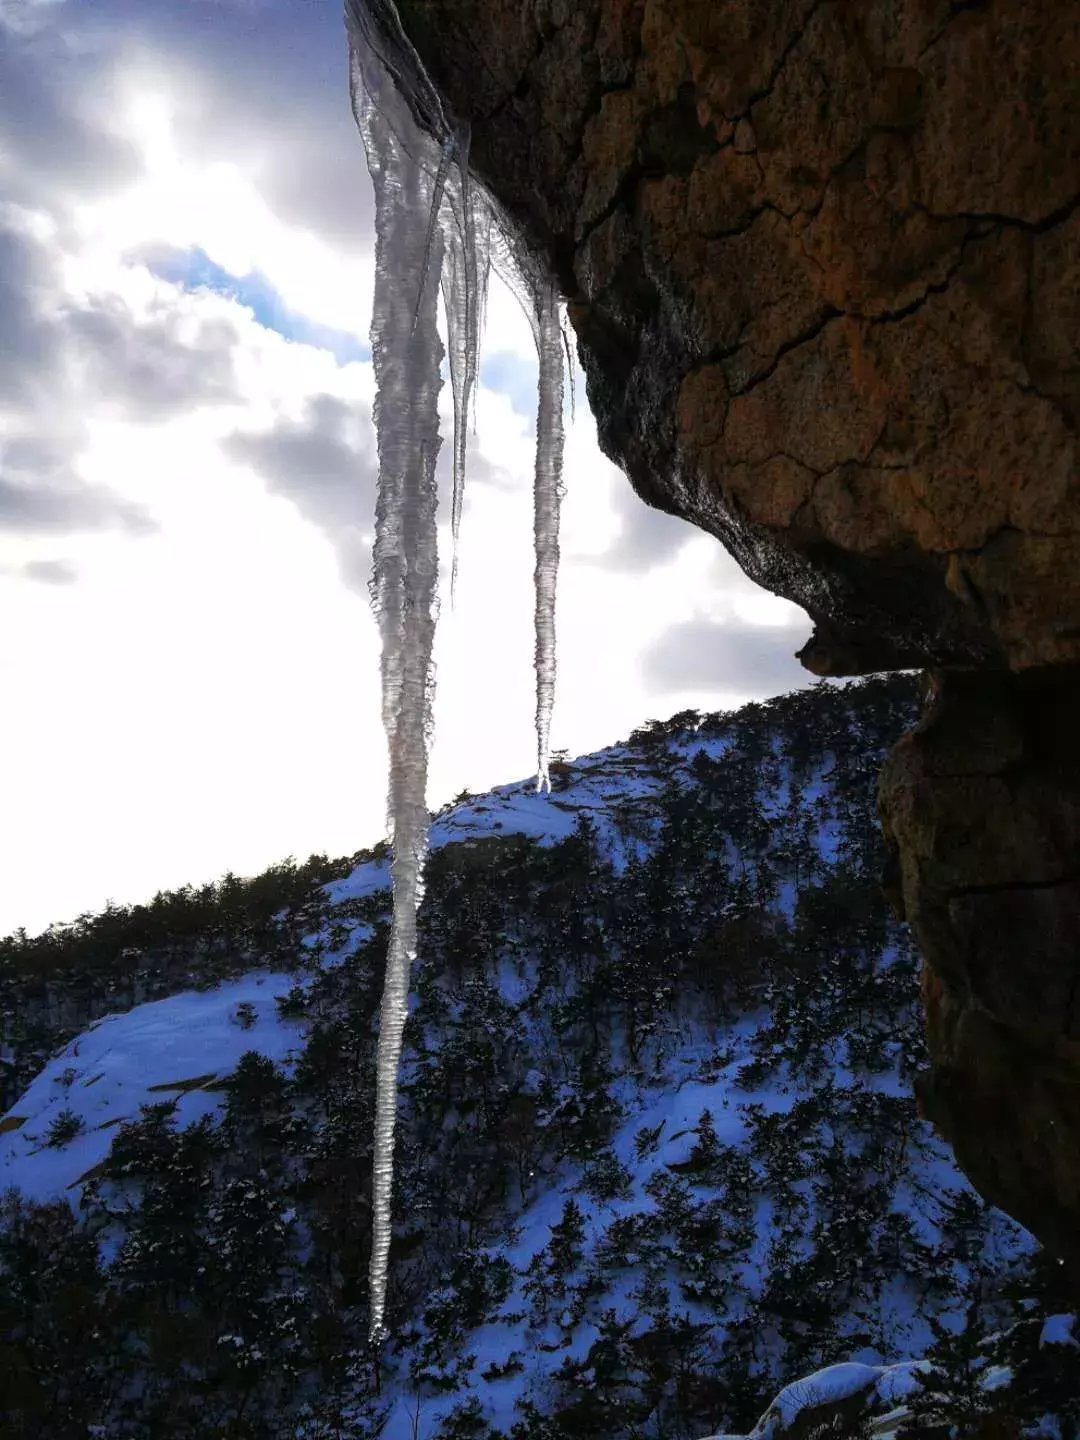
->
[[398, 0, 1078, 675], [391, 0, 1080, 1260]]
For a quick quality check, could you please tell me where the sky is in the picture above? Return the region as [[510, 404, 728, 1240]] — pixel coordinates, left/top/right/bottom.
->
[[0, 0, 813, 937]]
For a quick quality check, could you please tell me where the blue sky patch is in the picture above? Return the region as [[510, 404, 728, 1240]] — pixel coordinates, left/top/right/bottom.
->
[[479, 350, 540, 419], [144, 246, 371, 365]]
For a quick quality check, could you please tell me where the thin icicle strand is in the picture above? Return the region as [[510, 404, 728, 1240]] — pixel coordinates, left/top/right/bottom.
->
[[441, 145, 491, 601], [348, 15, 446, 1343], [413, 135, 455, 330], [560, 310, 576, 424], [533, 279, 564, 793]]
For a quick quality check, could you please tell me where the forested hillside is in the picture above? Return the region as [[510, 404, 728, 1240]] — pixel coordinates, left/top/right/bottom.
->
[[2, 676, 1076, 1440]]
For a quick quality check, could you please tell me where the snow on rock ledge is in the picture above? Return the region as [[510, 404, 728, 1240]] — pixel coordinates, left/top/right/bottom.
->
[[0, 972, 304, 1202], [701, 1359, 927, 1440]]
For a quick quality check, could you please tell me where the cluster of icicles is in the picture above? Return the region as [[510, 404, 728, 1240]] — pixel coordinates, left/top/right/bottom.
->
[[345, 0, 565, 1341]]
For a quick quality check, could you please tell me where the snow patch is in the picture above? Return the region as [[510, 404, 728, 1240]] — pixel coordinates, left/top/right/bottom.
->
[[0, 972, 304, 1202]]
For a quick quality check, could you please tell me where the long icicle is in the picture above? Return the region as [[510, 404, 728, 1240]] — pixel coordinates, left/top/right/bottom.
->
[[348, 0, 567, 1339], [533, 278, 564, 793], [350, 21, 445, 1342]]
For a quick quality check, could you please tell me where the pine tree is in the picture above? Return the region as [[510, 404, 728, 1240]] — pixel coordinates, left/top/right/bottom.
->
[[899, 1295, 1013, 1438], [43, 1107, 84, 1148], [0, 1192, 108, 1439]]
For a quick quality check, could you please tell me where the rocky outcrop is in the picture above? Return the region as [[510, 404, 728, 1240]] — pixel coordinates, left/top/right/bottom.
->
[[879, 667, 1080, 1271], [397, 0, 1078, 677], [387, 0, 1080, 1263]]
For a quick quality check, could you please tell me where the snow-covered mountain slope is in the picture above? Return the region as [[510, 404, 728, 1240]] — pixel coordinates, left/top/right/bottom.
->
[[0, 972, 304, 1202], [0, 750, 664, 1207], [328, 740, 677, 905], [0, 741, 706, 1205], [1, 675, 1071, 1440]]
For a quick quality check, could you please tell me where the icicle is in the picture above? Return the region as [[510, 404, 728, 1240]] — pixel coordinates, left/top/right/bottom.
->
[[348, 5, 447, 1344], [441, 139, 491, 601], [483, 230, 568, 790], [346, 0, 568, 1339], [414, 135, 454, 332], [346, 1, 488, 611], [533, 280, 564, 793], [560, 309, 577, 425]]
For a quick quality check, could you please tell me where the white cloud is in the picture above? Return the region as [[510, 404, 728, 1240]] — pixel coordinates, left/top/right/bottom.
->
[[0, 0, 66, 39], [75, 93, 376, 340], [0, 0, 812, 937]]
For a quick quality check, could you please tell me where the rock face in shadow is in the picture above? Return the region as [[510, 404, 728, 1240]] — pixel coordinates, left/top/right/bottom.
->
[[387, 0, 1080, 1261], [879, 669, 1080, 1270]]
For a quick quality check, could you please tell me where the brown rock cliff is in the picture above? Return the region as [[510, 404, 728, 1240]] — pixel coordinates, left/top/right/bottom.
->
[[880, 669, 1080, 1267], [386, 0, 1080, 1267]]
